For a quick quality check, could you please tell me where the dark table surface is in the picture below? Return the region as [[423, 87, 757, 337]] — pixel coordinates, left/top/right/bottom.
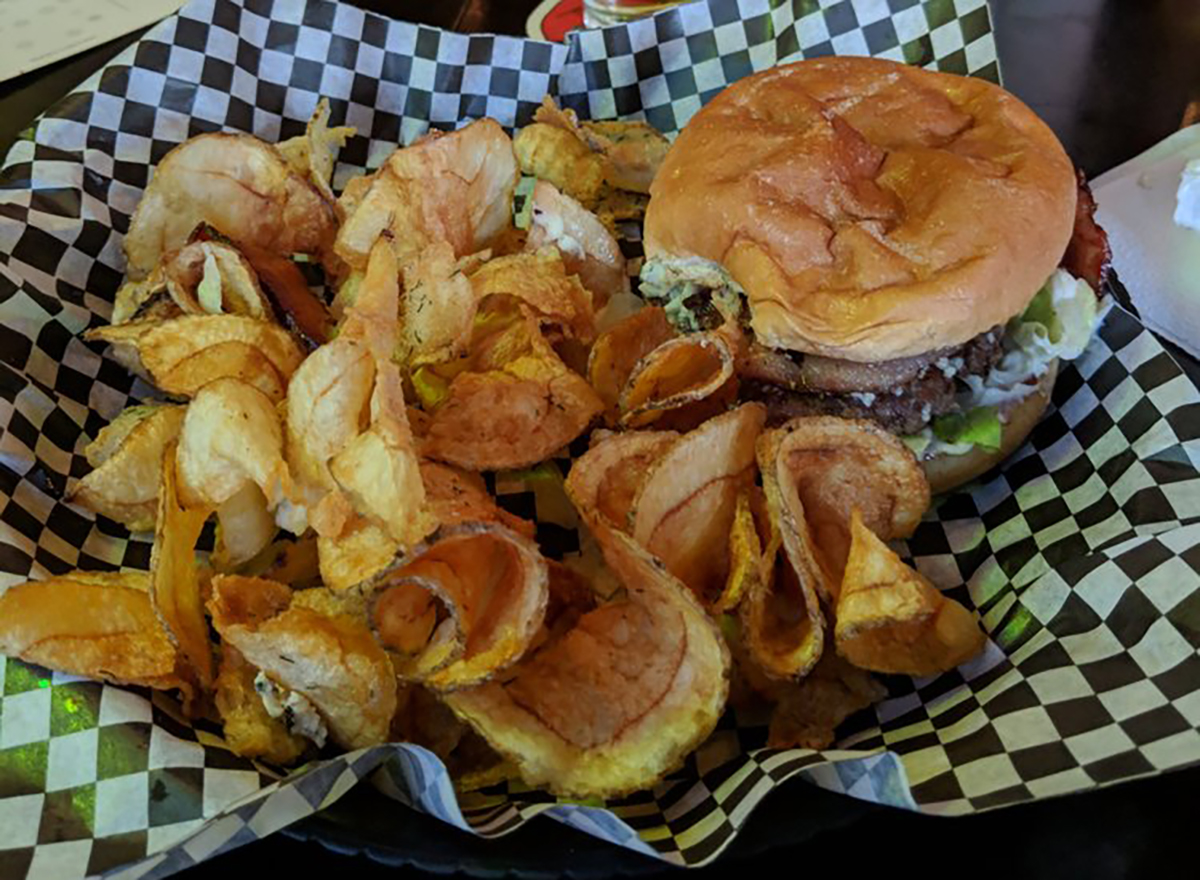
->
[[2, 1, 1199, 878]]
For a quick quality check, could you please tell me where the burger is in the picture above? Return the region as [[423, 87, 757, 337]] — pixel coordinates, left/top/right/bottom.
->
[[640, 56, 1110, 493]]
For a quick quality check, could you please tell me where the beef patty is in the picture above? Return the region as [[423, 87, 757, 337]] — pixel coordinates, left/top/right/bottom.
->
[[740, 328, 1005, 435]]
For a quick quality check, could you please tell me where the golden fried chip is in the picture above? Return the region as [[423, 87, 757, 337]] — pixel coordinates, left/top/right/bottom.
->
[[209, 574, 397, 750], [286, 336, 375, 502], [419, 297, 603, 471], [469, 248, 596, 344], [764, 652, 887, 751], [255, 535, 321, 588], [513, 123, 605, 208], [277, 97, 356, 205], [176, 377, 289, 510], [0, 571, 189, 697], [420, 460, 536, 539], [69, 405, 185, 531], [586, 306, 675, 423], [290, 241, 435, 560], [763, 417, 931, 603], [580, 120, 670, 195], [835, 510, 986, 677], [396, 242, 480, 367], [630, 404, 766, 604], [123, 132, 337, 281], [445, 526, 729, 798], [711, 487, 762, 614], [368, 523, 549, 690], [318, 516, 400, 592], [87, 315, 304, 402], [163, 239, 271, 319], [151, 446, 216, 689], [565, 431, 678, 532], [619, 330, 737, 428], [213, 483, 276, 571], [214, 645, 308, 765], [525, 180, 629, 308], [335, 119, 518, 271], [739, 429, 830, 682]]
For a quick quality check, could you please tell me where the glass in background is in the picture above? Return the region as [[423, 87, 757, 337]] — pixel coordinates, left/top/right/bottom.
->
[[584, 0, 691, 28]]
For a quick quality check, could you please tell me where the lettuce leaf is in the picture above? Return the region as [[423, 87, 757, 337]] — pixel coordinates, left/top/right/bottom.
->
[[931, 407, 1002, 452]]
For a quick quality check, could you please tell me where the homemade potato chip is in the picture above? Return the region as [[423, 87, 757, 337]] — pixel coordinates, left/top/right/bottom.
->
[[368, 523, 549, 690], [580, 120, 670, 195], [214, 645, 308, 764], [151, 446, 216, 690], [209, 574, 397, 750], [741, 429, 828, 682], [513, 124, 606, 208], [630, 403, 766, 605], [836, 510, 986, 677], [396, 241, 481, 367], [335, 119, 518, 271], [565, 430, 678, 531], [525, 181, 629, 308], [420, 460, 536, 539], [123, 132, 338, 280], [87, 315, 304, 402], [419, 297, 603, 471], [762, 652, 887, 751], [0, 571, 189, 698], [277, 97, 356, 206], [318, 516, 400, 593], [162, 239, 271, 319], [289, 240, 435, 564], [620, 330, 737, 428], [69, 405, 185, 531], [587, 306, 675, 423], [469, 248, 596, 344], [213, 483, 277, 570], [175, 377, 290, 510], [711, 487, 763, 614], [445, 526, 729, 798], [763, 417, 931, 603]]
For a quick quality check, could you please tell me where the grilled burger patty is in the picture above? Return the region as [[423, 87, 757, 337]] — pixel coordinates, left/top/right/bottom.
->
[[739, 328, 1005, 435]]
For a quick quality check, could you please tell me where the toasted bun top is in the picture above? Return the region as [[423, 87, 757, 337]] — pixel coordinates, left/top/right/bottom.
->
[[644, 57, 1078, 361]]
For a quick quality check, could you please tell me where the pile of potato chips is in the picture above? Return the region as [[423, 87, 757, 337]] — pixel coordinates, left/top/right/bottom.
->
[[0, 97, 986, 798]]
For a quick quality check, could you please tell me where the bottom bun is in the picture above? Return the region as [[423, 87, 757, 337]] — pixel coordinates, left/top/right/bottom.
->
[[922, 360, 1059, 496]]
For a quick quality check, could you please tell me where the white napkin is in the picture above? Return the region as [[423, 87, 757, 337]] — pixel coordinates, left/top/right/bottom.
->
[[0, 0, 184, 84], [1092, 126, 1200, 359]]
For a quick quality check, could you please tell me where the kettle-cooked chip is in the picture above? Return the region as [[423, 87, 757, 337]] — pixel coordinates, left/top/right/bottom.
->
[[69, 404, 185, 532], [586, 306, 676, 423], [175, 377, 290, 511], [836, 510, 986, 677], [418, 296, 603, 471], [209, 574, 397, 750], [368, 522, 549, 690], [565, 430, 678, 531], [630, 403, 766, 604], [214, 644, 309, 765], [762, 652, 887, 751], [469, 248, 596, 344], [619, 330, 738, 428], [741, 429, 828, 682], [0, 571, 190, 699], [151, 446, 216, 690], [445, 526, 729, 798], [762, 416, 931, 603], [87, 315, 304, 402]]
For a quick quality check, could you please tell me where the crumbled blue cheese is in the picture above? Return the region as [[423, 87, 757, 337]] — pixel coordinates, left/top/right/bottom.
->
[[849, 391, 877, 406], [639, 256, 745, 332], [254, 672, 328, 748]]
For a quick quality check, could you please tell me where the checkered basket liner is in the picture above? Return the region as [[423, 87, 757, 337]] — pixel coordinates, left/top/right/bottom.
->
[[3, 0, 1199, 878]]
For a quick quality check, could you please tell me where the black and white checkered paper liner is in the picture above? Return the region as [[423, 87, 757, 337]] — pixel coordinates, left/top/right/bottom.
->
[[3, 0, 1198, 877]]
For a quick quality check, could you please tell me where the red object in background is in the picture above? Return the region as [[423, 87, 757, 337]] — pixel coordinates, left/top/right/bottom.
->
[[528, 0, 584, 41]]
